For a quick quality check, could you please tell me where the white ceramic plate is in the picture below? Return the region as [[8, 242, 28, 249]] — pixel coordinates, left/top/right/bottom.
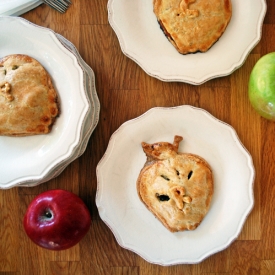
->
[[0, 0, 42, 16], [108, 0, 267, 84], [96, 105, 255, 265], [0, 16, 90, 188]]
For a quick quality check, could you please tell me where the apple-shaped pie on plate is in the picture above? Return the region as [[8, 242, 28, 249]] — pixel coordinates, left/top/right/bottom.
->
[[153, 0, 232, 54], [137, 135, 214, 232], [0, 54, 59, 136]]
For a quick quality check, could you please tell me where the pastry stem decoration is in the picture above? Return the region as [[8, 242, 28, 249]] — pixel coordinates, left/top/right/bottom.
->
[[0, 81, 14, 102], [141, 135, 183, 161], [179, 0, 199, 18]]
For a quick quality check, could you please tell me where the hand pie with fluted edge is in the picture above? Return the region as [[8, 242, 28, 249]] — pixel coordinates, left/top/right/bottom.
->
[[153, 0, 232, 54], [137, 136, 214, 232], [0, 54, 59, 136]]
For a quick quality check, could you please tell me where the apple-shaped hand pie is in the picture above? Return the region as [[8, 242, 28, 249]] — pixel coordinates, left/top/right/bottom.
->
[[0, 54, 59, 136], [153, 0, 232, 54], [137, 136, 214, 232]]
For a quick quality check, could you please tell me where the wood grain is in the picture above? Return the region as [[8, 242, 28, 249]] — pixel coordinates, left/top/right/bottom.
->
[[0, 0, 275, 274]]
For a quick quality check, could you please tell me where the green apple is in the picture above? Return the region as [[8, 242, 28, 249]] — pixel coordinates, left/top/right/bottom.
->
[[248, 52, 275, 121]]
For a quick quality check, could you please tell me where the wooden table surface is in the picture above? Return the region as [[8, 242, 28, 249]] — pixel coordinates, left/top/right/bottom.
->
[[1, 0, 275, 274]]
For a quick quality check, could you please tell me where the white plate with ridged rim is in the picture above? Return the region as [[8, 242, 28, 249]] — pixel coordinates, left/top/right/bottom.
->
[[96, 105, 255, 265], [0, 16, 90, 188], [108, 0, 267, 85]]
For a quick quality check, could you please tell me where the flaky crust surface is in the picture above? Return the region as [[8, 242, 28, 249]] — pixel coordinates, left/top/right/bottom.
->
[[153, 0, 232, 54], [0, 54, 59, 136], [137, 136, 214, 232]]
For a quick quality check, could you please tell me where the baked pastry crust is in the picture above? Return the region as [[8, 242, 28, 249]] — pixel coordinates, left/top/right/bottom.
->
[[153, 0, 232, 54], [0, 54, 59, 136], [137, 136, 214, 232]]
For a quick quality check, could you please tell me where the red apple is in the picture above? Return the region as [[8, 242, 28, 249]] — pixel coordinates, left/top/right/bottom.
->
[[23, 189, 91, 250]]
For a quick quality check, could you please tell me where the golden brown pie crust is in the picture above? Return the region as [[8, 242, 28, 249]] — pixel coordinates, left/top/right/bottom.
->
[[153, 0, 232, 54], [137, 136, 214, 232], [0, 54, 59, 136]]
